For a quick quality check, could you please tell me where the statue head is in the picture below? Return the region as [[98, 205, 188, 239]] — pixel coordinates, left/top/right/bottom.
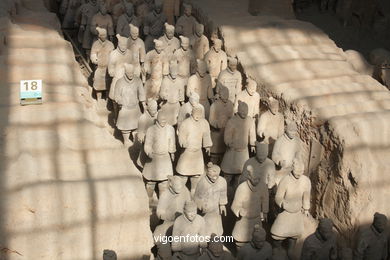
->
[[98, 1, 107, 15], [237, 101, 248, 119], [252, 224, 266, 249], [247, 165, 260, 186], [255, 142, 268, 163], [206, 162, 221, 183], [183, 200, 197, 222], [157, 111, 167, 127], [195, 23, 204, 37], [292, 159, 304, 179], [246, 78, 257, 96], [219, 86, 229, 103], [96, 27, 107, 41], [183, 3, 192, 17], [189, 92, 200, 106], [146, 99, 158, 116], [373, 212, 388, 233], [167, 175, 184, 194], [129, 24, 139, 40], [268, 97, 279, 114], [180, 36, 190, 51], [117, 34, 128, 52], [124, 63, 135, 80], [196, 59, 207, 77], [169, 61, 178, 79], [164, 23, 175, 40], [124, 2, 134, 16], [213, 39, 222, 52], [103, 249, 117, 260], [227, 57, 238, 72], [208, 234, 224, 257], [317, 218, 334, 241], [154, 0, 163, 14], [286, 120, 297, 139], [191, 106, 203, 121], [154, 39, 164, 54]]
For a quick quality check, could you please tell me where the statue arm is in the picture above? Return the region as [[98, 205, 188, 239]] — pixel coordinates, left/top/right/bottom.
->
[[138, 82, 146, 103], [266, 164, 276, 189], [274, 179, 287, 208], [143, 128, 153, 157], [90, 42, 98, 64], [219, 178, 228, 206], [302, 179, 311, 210], [107, 52, 115, 76], [177, 122, 188, 148], [202, 121, 213, 148], [139, 42, 146, 63], [257, 114, 266, 138], [168, 126, 176, 154], [249, 118, 256, 146], [260, 185, 269, 214], [231, 185, 242, 217], [224, 119, 234, 147]]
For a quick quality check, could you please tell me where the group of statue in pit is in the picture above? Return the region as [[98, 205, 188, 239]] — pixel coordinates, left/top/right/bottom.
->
[[58, 0, 389, 259]]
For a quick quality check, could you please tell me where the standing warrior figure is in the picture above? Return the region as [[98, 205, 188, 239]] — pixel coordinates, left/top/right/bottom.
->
[[173, 36, 196, 82], [354, 212, 388, 260], [159, 61, 185, 126], [144, 39, 169, 100], [270, 159, 311, 259], [172, 201, 207, 260], [115, 64, 146, 146], [205, 39, 227, 88], [237, 225, 273, 260], [79, 0, 99, 56], [176, 106, 212, 196], [190, 23, 209, 60], [154, 175, 191, 237], [301, 218, 338, 260], [134, 0, 153, 26], [257, 97, 284, 145], [128, 24, 146, 79], [221, 102, 256, 187], [175, 3, 197, 38], [116, 2, 139, 37], [187, 59, 213, 118], [216, 57, 242, 104], [177, 92, 205, 128], [111, 0, 128, 27], [137, 99, 158, 169], [162, 0, 180, 25], [158, 22, 180, 61], [90, 27, 114, 103], [208, 86, 234, 165], [143, 0, 167, 52], [194, 163, 227, 236], [60, 0, 81, 29], [143, 111, 176, 204], [234, 78, 260, 119], [272, 121, 300, 185], [90, 1, 114, 42], [232, 165, 269, 248], [108, 34, 132, 122]]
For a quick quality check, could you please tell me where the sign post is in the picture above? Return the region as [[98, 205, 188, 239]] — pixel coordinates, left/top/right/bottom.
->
[[20, 80, 43, 105]]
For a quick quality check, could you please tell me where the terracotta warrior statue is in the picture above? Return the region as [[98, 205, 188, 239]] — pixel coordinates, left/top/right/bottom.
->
[[257, 97, 284, 145], [90, 27, 114, 103], [134, 0, 153, 26], [237, 225, 272, 260], [176, 106, 212, 196], [270, 159, 311, 259], [208, 86, 234, 165], [301, 218, 337, 260], [128, 24, 146, 79], [137, 99, 158, 169], [216, 57, 242, 104], [60, 0, 81, 29], [234, 78, 260, 119], [190, 23, 209, 60], [232, 165, 269, 248], [354, 212, 388, 260], [177, 92, 205, 127], [272, 120, 301, 185], [90, 1, 114, 42], [111, 0, 127, 26], [108, 34, 132, 122], [143, 0, 167, 51], [172, 201, 207, 259], [205, 39, 228, 88], [143, 111, 176, 204], [154, 175, 191, 236], [162, 0, 180, 25], [175, 3, 197, 38], [198, 234, 235, 260], [238, 142, 276, 190], [187, 59, 213, 118], [158, 22, 180, 60], [144, 39, 169, 99], [116, 2, 139, 37], [79, 0, 99, 56], [115, 64, 146, 146], [194, 163, 227, 236], [159, 61, 185, 126], [221, 102, 256, 188], [173, 36, 196, 82]]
